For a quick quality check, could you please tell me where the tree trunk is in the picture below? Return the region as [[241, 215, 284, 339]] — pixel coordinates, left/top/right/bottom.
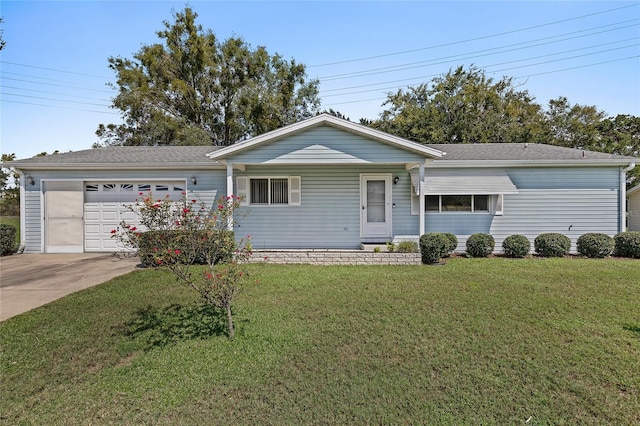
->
[[226, 304, 234, 338]]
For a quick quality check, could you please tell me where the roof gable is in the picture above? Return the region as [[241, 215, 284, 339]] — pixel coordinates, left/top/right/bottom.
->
[[208, 114, 444, 162]]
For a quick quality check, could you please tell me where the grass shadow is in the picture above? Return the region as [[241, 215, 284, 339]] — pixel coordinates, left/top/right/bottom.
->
[[622, 323, 640, 337], [116, 303, 227, 349]]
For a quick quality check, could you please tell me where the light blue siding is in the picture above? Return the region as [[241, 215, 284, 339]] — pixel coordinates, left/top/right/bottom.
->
[[420, 167, 622, 253], [235, 165, 415, 249], [229, 127, 426, 164], [20, 169, 226, 253]]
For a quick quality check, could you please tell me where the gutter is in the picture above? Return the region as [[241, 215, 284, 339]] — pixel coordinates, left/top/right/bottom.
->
[[621, 162, 636, 232]]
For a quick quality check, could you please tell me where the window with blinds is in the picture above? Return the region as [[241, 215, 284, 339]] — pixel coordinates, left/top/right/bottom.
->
[[237, 176, 301, 206]]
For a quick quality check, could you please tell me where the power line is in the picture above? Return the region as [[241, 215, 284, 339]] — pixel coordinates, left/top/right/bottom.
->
[[319, 20, 639, 81], [308, 3, 639, 67], [1, 76, 113, 93], [0, 60, 111, 79], [1, 92, 112, 107], [320, 40, 640, 97], [2, 99, 119, 115], [0, 85, 112, 102], [320, 56, 640, 108]]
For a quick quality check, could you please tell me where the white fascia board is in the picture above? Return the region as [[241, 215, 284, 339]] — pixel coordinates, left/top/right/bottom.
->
[[8, 162, 225, 170], [207, 114, 444, 160], [427, 159, 638, 168]]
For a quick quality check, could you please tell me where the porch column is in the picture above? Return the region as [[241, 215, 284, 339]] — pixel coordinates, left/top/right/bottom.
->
[[226, 163, 234, 231], [419, 163, 425, 236]]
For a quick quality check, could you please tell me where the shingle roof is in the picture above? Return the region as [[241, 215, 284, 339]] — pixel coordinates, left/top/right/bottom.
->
[[9, 146, 222, 168], [427, 143, 637, 162], [6, 142, 637, 169]]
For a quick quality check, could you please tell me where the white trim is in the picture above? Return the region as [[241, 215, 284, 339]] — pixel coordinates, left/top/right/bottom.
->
[[208, 114, 444, 160], [360, 173, 393, 240], [427, 159, 637, 168], [419, 164, 425, 237], [19, 174, 26, 250], [628, 184, 640, 196], [238, 176, 301, 206]]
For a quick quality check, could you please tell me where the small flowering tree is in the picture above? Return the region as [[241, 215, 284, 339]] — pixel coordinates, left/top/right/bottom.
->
[[114, 192, 252, 338]]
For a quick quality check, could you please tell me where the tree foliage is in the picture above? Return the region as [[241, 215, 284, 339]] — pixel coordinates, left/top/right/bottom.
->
[[0, 153, 19, 216], [0, 17, 5, 51], [369, 65, 639, 187], [370, 66, 547, 144], [98, 7, 320, 147]]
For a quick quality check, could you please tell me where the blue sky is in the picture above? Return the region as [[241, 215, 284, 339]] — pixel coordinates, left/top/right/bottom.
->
[[1, 1, 639, 159]]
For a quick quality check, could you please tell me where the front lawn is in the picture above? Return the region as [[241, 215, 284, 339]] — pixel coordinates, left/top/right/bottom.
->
[[1, 258, 638, 424]]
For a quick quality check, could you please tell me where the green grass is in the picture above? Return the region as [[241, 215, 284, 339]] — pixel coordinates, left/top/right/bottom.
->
[[1, 258, 639, 424], [0, 215, 20, 245]]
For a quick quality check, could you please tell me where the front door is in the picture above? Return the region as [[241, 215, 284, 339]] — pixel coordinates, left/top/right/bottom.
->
[[360, 174, 392, 240]]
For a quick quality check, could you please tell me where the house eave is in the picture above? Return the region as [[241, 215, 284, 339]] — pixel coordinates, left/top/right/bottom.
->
[[427, 159, 638, 168], [9, 162, 224, 171]]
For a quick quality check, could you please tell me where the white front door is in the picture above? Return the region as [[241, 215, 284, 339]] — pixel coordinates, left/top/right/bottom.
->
[[360, 174, 392, 240], [44, 181, 84, 253]]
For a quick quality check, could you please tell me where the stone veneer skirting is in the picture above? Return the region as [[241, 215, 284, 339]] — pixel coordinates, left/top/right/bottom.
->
[[246, 250, 422, 265]]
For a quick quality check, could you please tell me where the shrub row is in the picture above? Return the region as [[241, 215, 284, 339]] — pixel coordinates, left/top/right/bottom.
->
[[419, 231, 640, 264], [0, 224, 17, 256], [137, 229, 236, 267]]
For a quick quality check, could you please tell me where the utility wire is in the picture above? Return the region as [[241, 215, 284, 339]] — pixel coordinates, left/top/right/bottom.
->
[[0, 85, 112, 102], [321, 56, 640, 108], [321, 39, 640, 97], [1, 76, 113, 93], [0, 60, 111, 79], [1, 92, 112, 107], [2, 99, 119, 115], [319, 21, 639, 81], [308, 3, 639, 67]]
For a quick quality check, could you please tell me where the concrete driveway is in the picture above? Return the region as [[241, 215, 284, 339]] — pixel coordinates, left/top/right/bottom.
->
[[0, 253, 140, 321]]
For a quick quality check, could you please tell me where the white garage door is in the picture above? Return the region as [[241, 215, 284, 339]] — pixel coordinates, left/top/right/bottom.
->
[[84, 181, 186, 252]]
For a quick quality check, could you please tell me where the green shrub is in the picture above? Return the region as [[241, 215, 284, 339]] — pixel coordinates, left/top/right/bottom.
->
[[466, 233, 495, 258], [0, 224, 17, 256], [613, 231, 640, 258], [137, 229, 235, 267], [577, 233, 614, 258], [396, 240, 419, 253], [502, 234, 530, 258], [534, 233, 571, 257], [419, 233, 449, 264], [442, 233, 458, 256]]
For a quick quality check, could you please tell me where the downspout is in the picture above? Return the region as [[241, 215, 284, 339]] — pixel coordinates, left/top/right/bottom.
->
[[621, 162, 636, 232], [226, 163, 234, 231], [419, 163, 425, 237], [16, 168, 26, 253]]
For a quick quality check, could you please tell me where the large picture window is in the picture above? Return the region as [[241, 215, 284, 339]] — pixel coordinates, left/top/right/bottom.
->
[[237, 176, 301, 206], [415, 194, 491, 213]]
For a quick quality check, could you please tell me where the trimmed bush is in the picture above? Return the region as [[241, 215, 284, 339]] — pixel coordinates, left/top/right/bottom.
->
[[502, 234, 530, 258], [0, 224, 17, 256], [466, 233, 495, 258], [577, 233, 614, 258], [419, 233, 449, 264], [613, 231, 640, 259], [137, 229, 235, 267], [396, 240, 419, 253], [534, 233, 571, 257], [442, 233, 458, 257]]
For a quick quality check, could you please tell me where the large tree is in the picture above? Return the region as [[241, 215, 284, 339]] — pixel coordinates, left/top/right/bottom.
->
[[370, 66, 547, 144], [97, 7, 320, 147]]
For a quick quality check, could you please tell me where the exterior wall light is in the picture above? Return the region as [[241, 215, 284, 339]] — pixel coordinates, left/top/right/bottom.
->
[[191, 175, 197, 185], [26, 175, 35, 186], [393, 176, 400, 185]]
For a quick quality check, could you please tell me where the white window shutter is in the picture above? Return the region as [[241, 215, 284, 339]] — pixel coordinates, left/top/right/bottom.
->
[[289, 176, 301, 206], [236, 177, 249, 206]]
